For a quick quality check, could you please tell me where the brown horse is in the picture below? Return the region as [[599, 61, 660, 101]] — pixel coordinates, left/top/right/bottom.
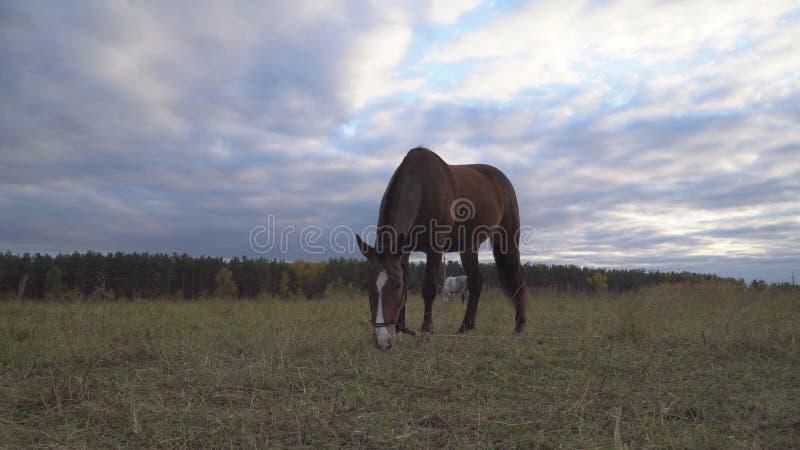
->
[[357, 147, 527, 351]]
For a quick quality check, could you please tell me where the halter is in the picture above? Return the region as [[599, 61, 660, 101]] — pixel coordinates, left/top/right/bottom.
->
[[373, 264, 418, 335]]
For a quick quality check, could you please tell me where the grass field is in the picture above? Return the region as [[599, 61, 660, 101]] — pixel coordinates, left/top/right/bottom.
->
[[1, 284, 799, 448]]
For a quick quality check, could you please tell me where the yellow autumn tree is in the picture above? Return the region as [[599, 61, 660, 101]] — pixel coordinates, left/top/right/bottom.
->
[[214, 267, 238, 299], [586, 271, 608, 292], [278, 270, 291, 297]]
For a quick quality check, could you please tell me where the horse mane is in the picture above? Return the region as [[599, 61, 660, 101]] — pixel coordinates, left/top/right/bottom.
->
[[379, 169, 401, 227]]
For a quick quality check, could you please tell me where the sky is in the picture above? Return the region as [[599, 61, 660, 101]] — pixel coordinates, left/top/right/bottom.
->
[[1, 1, 798, 282]]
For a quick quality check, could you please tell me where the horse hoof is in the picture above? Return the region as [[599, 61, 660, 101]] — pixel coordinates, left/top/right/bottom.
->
[[422, 331, 432, 340], [398, 325, 420, 337], [513, 330, 524, 338]]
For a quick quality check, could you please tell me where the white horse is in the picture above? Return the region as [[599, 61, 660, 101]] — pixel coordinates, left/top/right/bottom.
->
[[442, 275, 468, 304]]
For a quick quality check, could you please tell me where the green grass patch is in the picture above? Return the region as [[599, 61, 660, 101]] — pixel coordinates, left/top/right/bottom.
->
[[1, 285, 798, 448]]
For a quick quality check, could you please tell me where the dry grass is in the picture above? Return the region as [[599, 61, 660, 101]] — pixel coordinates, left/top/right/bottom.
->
[[1, 284, 799, 448]]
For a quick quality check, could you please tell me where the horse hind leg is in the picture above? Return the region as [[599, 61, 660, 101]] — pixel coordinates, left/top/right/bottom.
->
[[492, 230, 527, 335]]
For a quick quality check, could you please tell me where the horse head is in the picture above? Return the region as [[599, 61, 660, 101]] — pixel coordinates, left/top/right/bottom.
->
[[357, 233, 407, 351]]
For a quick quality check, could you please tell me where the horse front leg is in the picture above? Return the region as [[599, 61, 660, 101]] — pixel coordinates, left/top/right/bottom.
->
[[395, 254, 419, 337], [421, 251, 442, 337]]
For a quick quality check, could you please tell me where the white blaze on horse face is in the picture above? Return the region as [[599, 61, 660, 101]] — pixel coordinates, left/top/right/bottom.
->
[[374, 270, 391, 349]]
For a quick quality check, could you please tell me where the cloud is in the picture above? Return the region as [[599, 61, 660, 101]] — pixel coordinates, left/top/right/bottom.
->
[[424, 0, 799, 102], [1, 1, 798, 282], [428, 0, 482, 24]]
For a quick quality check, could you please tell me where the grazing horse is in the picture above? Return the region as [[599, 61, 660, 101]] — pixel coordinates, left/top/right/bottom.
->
[[442, 275, 468, 304], [357, 147, 528, 351]]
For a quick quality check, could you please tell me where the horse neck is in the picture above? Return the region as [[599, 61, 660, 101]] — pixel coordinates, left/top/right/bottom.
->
[[377, 168, 421, 242]]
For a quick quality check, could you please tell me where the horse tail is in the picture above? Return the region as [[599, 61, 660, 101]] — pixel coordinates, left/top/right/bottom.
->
[[492, 228, 525, 302]]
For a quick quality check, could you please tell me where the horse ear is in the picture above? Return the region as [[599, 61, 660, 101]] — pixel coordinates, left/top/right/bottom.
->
[[356, 234, 373, 258]]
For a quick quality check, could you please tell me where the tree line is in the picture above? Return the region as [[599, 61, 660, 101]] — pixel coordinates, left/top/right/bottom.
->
[[0, 250, 774, 301]]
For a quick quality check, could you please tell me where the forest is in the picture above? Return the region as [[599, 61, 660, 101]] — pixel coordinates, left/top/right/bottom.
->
[[0, 250, 773, 301]]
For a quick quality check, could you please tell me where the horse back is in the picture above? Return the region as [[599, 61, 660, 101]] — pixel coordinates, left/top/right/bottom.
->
[[450, 163, 512, 226], [379, 148, 520, 252]]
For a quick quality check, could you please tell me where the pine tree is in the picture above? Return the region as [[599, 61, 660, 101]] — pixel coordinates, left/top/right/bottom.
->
[[45, 265, 63, 299]]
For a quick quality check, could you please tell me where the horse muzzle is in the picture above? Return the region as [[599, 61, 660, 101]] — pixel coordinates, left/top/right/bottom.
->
[[374, 325, 396, 351]]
